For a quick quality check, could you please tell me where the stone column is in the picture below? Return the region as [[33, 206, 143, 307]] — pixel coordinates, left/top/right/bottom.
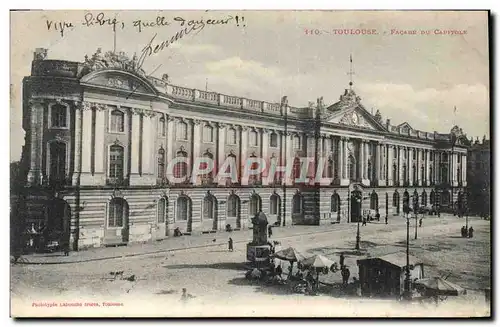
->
[[130, 110, 141, 182], [337, 137, 343, 181], [341, 137, 349, 186], [376, 143, 381, 183], [192, 119, 202, 165], [398, 146, 404, 186], [72, 102, 83, 185], [217, 123, 226, 185], [240, 126, 248, 182], [463, 154, 467, 186], [79, 102, 93, 185], [408, 148, 414, 186], [359, 140, 364, 181], [94, 106, 106, 176], [262, 129, 269, 185], [142, 113, 154, 177], [166, 116, 175, 172], [26, 99, 44, 185], [387, 145, 393, 186]]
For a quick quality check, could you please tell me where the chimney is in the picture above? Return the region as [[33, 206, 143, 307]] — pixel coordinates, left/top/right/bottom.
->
[[33, 48, 48, 61]]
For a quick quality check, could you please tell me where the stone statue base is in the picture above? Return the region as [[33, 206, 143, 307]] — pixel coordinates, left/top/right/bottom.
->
[[246, 243, 272, 268]]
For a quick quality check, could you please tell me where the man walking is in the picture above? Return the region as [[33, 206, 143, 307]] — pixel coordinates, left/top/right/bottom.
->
[[268, 225, 273, 238], [228, 237, 234, 251], [339, 252, 345, 268]]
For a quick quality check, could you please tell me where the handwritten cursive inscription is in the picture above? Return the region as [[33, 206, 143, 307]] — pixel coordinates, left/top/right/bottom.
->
[[132, 16, 171, 33], [137, 23, 205, 69], [46, 20, 74, 37], [82, 12, 124, 32]]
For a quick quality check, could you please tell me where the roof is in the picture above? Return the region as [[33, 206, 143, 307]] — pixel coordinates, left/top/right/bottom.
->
[[357, 252, 422, 268]]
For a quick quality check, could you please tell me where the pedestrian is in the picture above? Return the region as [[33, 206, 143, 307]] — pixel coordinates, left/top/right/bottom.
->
[[339, 252, 345, 268], [385, 215, 388, 225], [437, 209, 441, 218], [345, 267, 351, 284], [362, 217, 367, 226], [276, 265, 283, 279], [228, 237, 233, 251], [268, 225, 273, 238], [419, 218, 423, 227], [461, 226, 466, 237], [468, 226, 474, 238], [181, 288, 188, 303]]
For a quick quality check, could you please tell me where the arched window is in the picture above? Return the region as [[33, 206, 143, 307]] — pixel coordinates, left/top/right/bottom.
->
[[331, 193, 340, 212], [227, 128, 237, 145], [203, 195, 215, 220], [49, 141, 67, 185], [292, 157, 301, 181], [421, 166, 425, 183], [348, 155, 356, 181], [293, 135, 300, 149], [50, 103, 68, 128], [176, 121, 188, 140], [442, 191, 450, 205], [249, 194, 261, 216], [270, 132, 278, 148], [203, 124, 214, 143], [421, 191, 427, 207], [173, 150, 188, 180], [270, 194, 280, 215], [292, 193, 303, 214], [370, 192, 378, 210], [430, 166, 434, 184], [324, 159, 333, 178], [402, 165, 407, 184], [201, 151, 214, 184], [108, 198, 127, 227], [403, 191, 410, 208], [157, 148, 165, 179], [412, 165, 417, 184], [367, 160, 372, 180], [109, 145, 124, 181], [227, 194, 240, 218], [176, 196, 191, 221], [249, 130, 258, 147], [248, 153, 259, 185], [430, 190, 436, 205], [393, 164, 398, 183], [110, 109, 125, 133], [413, 190, 419, 208], [157, 197, 167, 223], [159, 116, 166, 136], [393, 191, 400, 207], [224, 153, 237, 185], [441, 165, 448, 184]]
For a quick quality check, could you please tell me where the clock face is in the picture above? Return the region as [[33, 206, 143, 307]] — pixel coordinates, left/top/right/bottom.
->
[[351, 112, 359, 125]]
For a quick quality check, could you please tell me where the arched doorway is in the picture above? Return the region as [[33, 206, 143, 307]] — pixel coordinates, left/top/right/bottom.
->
[[249, 194, 262, 217], [370, 191, 378, 211], [227, 194, 241, 229], [393, 191, 400, 215], [269, 193, 281, 225], [350, 189, 362, 222], [292, 192, 304, 224], [430, 190, 436, 205], [202, 194, 218, 230], [47, 198, 71, 250], [48, 141, 67, 187], [104, 197, 129, 245], [331, 192, 341, 223], [413, 190, 419, 211], [155, 197, 168, 239], [421, 191, 427, 207], [177, 196, 193, 232]]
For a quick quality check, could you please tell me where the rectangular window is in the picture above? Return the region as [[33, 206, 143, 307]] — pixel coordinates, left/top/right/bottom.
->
[[110, 110, 125, 133], [203, 125, 214, 143], [270, 133, 278, 147], [50, 104, 68, 128]]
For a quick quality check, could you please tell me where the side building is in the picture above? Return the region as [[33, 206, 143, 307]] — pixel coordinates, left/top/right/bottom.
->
[[467, 137, 491, 217], [15, 48, 469, 251]]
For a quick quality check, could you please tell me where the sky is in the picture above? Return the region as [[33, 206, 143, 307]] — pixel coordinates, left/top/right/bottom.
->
[[10, 10, 490, 162]]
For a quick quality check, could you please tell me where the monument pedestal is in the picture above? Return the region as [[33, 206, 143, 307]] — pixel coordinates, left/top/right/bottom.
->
[[246, 243, 272, 268]]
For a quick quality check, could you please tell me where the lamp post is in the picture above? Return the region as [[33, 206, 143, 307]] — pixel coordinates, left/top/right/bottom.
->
[[403, 203, 412, 300], [352, 189, 362, 251], [414, 196, 418, 240], [385, 192, 388, 224]]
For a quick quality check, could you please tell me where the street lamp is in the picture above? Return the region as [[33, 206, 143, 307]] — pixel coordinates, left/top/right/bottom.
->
[[385, 192, 389, 224], [352, 189, 362, 251], [413, 196, 418, 240], [403, 203, 412, 300]]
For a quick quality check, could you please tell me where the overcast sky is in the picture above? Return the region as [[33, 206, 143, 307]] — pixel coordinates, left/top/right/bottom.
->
[[10, 10, 489, 161]]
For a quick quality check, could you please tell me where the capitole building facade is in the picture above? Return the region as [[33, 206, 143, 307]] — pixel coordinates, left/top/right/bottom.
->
[[16, 48, 470, 251]]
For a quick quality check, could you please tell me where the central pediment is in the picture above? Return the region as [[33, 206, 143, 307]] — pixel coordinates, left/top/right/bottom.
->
[[80, 69, 158, 96]]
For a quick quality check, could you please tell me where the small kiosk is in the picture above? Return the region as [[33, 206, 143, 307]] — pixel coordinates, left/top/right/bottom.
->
[[246, 211, 272, 268]]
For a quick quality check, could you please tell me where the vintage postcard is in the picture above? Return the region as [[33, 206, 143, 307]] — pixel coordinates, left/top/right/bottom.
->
[[10, 10, 491, 317]]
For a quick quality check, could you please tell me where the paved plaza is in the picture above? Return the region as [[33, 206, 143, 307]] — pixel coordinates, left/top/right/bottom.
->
[[11, 214, 491, 317]]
